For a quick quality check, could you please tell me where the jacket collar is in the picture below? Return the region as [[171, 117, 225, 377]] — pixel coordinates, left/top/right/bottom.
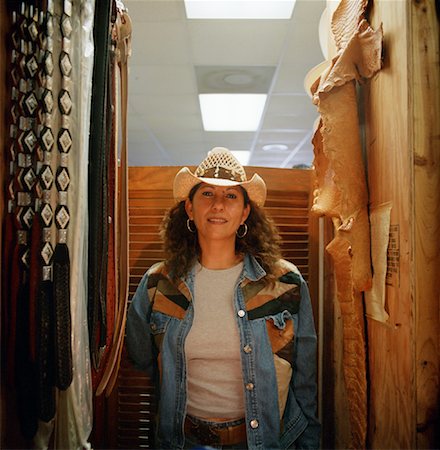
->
[[242, 253, 267, 282]]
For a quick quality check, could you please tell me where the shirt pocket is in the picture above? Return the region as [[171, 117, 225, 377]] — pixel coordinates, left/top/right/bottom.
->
[[266, 310, 294, 355], [149, 311, 173, 377], [150, 311, 172, 349]]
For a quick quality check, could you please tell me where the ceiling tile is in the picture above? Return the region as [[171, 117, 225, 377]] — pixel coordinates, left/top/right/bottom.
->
[[130, 21, 191, 65], [156, 129, 205, 146], [127, 129, 157, 144], [129, 93, 200, 117], [126, 0, 184, 22], [257, 129, 306, 144], [128, 64, 196, 96], [128, 141, 173, 166], [188, 21, 289, 66], [265, 93, 312, 116], [273, 64, 310, 94], [262, 113, 316, 131], [195, 65, 276, 94], [145, 114, 202, 134], [283, 0, 326, 66]]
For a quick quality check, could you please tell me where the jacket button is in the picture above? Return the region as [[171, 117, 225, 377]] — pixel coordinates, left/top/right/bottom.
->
[[237, 309, 246, 318], [150, 323, 157, 331], [250, 419, 259, 429], [245, 382, 254, 390], [243, 344, 252, 353]]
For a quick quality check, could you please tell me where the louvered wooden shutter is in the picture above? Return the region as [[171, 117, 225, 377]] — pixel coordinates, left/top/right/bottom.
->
[[107, 166, 317, 449]]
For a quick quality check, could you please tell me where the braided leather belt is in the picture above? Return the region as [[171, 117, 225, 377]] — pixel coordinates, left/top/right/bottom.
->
[[184, 415, 247, 446]]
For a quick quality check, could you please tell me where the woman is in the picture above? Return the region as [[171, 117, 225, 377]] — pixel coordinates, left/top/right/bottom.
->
[[126, 147, 320, 449]]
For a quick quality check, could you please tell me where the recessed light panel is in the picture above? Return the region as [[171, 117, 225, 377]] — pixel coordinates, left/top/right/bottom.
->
[[195, 66, 276, 94], [199, 93, 267, 131], [262, 143, 289, 152], [184, 0, 297, 20]]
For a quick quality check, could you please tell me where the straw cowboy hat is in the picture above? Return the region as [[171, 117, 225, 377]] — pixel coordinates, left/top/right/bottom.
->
[[173, 147, 267, 206]]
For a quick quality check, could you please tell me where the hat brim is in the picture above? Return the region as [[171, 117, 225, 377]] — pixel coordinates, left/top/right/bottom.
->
[[173, 167, 267, 207]]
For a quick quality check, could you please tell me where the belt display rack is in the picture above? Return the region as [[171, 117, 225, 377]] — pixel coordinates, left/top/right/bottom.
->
[[3, 0, 74, 440], [2, 0, 131, 446]]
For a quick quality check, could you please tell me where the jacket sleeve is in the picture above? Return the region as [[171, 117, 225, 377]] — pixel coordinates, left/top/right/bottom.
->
[[125, 271, 155, 375], [291, 276, 321, 449]]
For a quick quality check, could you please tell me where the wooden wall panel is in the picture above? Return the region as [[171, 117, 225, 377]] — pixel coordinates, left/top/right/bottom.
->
[[365, 0, 439, 448], [410, 0, 440, 447], [365, 2, 414, 448]]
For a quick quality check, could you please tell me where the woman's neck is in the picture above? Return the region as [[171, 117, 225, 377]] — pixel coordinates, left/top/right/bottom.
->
[[198, 241, 242, 270]]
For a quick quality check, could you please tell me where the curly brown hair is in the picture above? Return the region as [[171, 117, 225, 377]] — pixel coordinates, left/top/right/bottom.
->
[[160, 184, 282, 280]]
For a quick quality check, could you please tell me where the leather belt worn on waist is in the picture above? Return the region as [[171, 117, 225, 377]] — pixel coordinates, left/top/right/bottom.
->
[[184, 415, 247, 446]]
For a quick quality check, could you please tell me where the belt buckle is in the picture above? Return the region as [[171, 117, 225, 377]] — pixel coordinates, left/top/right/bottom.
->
[[206, 424, 221, 446], [191, 420, 221, 446]]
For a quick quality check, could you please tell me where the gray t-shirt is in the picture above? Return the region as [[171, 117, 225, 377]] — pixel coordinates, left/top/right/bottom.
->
[[185, 261, 245, 419]]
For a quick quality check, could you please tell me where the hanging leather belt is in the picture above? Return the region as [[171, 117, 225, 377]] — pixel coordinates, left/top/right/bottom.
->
[[88, 0, 112, 372], [12, 3, 40, 438], [52, 0, 74, 392], [3, 6, 20, 387], [95, 3, 131, 397], [92, 35, 117, 391], [36, 0, 56, 421]]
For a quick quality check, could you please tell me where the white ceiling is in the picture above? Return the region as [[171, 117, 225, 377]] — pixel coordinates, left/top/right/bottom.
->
[[124, 0, 326, 168]]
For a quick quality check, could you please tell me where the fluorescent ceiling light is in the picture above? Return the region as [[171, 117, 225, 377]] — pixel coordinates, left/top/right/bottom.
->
[[199, 94, 267, 131], [184, 0, 296, 19], [231, 150, 251, 165]]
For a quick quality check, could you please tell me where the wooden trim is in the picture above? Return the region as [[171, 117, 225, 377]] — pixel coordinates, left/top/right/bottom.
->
[[411, 1, 440, 447], [365, 1, 439, 448], [128, 165, 313, 193], [365, 1, 415, 446]]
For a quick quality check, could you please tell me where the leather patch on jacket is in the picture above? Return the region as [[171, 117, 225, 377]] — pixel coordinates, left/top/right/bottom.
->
[[246, 269, 301, 320], [244, 268, 300, 363], [147, 264, 190, 320], [247, 286, 301, 320], [152, 289, 188, 320]]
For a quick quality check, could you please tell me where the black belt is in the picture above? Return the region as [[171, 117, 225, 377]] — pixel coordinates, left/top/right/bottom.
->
[[88, 0, 112, 372]]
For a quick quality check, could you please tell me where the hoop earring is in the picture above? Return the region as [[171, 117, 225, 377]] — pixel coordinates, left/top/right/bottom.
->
[[236, 223, 248, 238], [186, 219, 196, 233]]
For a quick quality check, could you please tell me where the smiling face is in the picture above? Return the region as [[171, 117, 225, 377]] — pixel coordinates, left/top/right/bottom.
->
[[185, 183, 250, 247]]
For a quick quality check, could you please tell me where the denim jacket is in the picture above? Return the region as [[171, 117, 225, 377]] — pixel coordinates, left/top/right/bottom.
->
[[126, 254, 320, 449]]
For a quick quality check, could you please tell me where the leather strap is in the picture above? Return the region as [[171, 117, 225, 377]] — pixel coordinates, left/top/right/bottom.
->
[[37, 278, 56, 422], [13, 4, 41, 437], [2, 213, 14, 373], [96, 4, 131, 396], [53, 0, 73, 391], [36, 1, 56, 419], [91, 46, 117, 391], [8, 239, 20, 386], [2, 5, 20, 383], [88, 0, 112, 371], [15, 274, 39, 439], [28, 210, 42, 362]]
